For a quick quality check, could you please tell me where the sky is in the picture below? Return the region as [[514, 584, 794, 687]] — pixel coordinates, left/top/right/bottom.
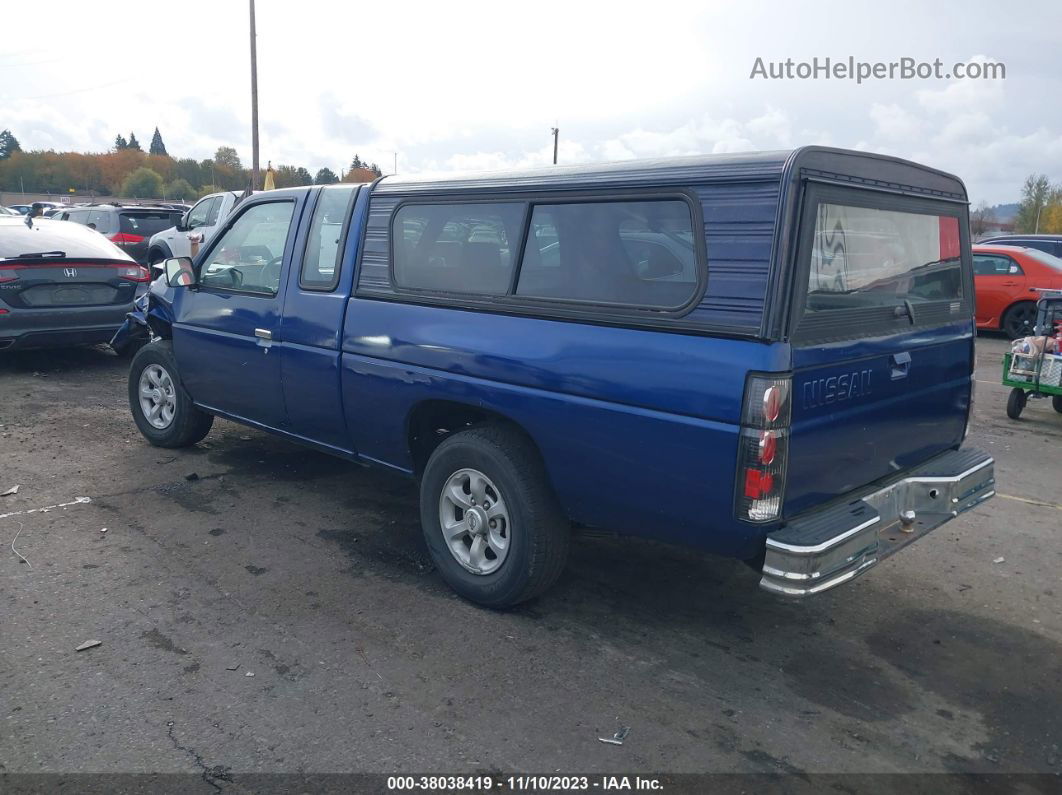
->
[[2, 0, 1061, 205]]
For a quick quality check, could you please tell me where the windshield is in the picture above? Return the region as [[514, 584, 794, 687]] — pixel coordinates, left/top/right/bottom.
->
[[803, 203, 962, 314]]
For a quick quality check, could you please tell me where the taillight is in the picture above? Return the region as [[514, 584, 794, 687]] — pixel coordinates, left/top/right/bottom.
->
[[0, 308, 9, 315], [118, 265, 151, 283], [109, 232, 145, 244], [735, 374, 791, 523]]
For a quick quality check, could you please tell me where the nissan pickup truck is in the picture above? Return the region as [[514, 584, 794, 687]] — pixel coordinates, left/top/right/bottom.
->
[[113, 147, 996, 607]]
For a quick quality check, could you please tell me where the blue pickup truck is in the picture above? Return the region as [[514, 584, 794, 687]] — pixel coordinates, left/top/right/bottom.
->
[[115, 147, 995, 607]]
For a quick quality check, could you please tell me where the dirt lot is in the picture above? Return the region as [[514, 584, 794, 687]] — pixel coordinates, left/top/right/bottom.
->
[[0, 334, 1059, 783]]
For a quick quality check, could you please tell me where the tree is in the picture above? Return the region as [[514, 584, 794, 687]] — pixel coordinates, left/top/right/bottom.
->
[[369, 162, 382, 177], [114, 134, 128, 151], [120, 166, 163, 198], [149, 127, 168, 156], [1015, 174, 1053, 233], [127, 132, 142, 151], [214, 146, 242, 170], [0, 129, 20, 160], [294, 167, 312, 186], [314, 167, 339, 185], [165, 178, 195, 200], [350, 154, 364, 170], [970, 201, 997, 239]]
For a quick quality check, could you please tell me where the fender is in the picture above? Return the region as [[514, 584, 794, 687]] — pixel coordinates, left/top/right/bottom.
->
[[109, 278, 178, 352]]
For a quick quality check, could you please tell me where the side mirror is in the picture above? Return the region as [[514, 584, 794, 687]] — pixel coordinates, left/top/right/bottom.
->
[[164, 257, 196, 288], [175, 213, 189, 232]]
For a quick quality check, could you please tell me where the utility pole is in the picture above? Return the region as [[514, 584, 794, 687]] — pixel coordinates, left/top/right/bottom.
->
[[550, 126, 559, 165], [249, 0, 260, 190]]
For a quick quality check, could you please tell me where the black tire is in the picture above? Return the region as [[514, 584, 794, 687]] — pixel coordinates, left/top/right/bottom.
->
[[1002, 302, 1037, 339], [419, 424, 569, 608], [1006, 387, 1027, 420], [128, 340, 213, 447], [1053, 395, 1062, 414]]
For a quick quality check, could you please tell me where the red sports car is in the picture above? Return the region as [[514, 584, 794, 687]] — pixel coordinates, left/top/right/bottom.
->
[[973, 244, 1062, 337]]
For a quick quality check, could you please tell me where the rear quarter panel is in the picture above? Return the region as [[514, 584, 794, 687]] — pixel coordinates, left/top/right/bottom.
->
[[340, 300, 789, 559]]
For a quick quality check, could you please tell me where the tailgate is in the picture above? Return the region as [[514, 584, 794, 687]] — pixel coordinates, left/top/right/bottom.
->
[[786, 326, 971, 515], [783, 184, 974, 518]]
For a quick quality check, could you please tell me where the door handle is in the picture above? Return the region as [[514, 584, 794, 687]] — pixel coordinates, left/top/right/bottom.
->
[[890, 351, 911, 380], [254, 328, 273, 341]]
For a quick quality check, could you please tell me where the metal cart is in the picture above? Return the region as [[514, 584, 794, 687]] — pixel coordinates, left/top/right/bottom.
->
[[1002, 288, 1062, 419]]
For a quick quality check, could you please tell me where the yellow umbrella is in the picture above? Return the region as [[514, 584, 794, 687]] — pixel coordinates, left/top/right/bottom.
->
[[263, 161, 276, 191]]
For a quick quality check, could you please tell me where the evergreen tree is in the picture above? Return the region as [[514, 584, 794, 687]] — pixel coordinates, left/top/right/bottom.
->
[[350, 154, 364, 170], [149, 127, 167, 156], [294, 167, 313, 186], [314, 167, 339, 185], [0, 129, 20, 159], [114, 134, 128, 151], [370, 162, 382, 178], [127, 132, 142, 151]]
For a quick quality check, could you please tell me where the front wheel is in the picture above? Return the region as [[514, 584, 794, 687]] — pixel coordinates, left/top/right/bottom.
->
[[128, 340, 213, 447], [419, 425, 569, 608], [1006, 387, 1027, 420]]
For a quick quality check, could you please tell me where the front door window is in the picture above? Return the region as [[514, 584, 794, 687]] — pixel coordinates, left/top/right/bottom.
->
[[199, 202, 295, 295]]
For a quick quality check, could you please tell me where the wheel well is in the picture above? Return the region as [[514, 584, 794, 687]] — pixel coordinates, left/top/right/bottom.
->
[[1001, 300, 1036, 330], [406, 400, 537, 477]]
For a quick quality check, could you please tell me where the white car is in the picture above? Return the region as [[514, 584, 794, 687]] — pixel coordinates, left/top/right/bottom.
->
[[146, 191, 245, 267]]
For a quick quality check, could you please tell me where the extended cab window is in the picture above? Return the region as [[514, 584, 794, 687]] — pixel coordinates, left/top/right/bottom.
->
[[199, 201, 295, 295], [516, 200, 698, 309], [393, 203, 524, 294], [301, 185, 356, 290], [803, 203, 963, 315]]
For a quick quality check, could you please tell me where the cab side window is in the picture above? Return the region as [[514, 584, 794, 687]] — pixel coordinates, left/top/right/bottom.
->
[[199, 202, 295, 296], [301, 186, 356, 291]]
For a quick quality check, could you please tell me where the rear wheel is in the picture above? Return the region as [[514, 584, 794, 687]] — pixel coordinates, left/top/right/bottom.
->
[[128, 340, 213, 447], [1053, 395, 1062, 414], [1006, 387, 1027, 420], [1002, 302, 1037, 339], [419, 425, 569, 608]]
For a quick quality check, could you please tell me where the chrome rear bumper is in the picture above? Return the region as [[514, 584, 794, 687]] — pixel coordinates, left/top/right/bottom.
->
[[760, 448, 995, 597]]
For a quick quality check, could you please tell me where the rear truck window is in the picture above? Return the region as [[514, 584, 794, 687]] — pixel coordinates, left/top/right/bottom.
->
[[803, 203, 962, 316], [393, 202, 525, 295], [516, 199, 698, 309], [119, 212, 181, 238]]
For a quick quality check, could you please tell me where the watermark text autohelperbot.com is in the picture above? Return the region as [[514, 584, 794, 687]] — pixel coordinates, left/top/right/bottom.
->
[[750, 57, 1005, 83]]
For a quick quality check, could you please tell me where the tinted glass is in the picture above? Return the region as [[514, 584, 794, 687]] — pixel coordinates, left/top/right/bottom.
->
[[393, 203, 524, 294], [120, 211, 181, 236], [0, 218, 132, 260], [803, 204, 962, 315], [205, 197, 224, 225], [86, 210, 112, 232], [973, 254, 1021, 275], [199, 202, 295, 295], [301, 185, 355, 290], [516, 200, 698, 308]]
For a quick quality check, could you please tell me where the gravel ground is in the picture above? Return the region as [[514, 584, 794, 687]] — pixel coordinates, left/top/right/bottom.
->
[[0, 334, 1059, 784]]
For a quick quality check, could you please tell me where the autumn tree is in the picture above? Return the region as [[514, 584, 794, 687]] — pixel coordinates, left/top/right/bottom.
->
[[149, 127, 167, 156], [0, 129, 20, 160]]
